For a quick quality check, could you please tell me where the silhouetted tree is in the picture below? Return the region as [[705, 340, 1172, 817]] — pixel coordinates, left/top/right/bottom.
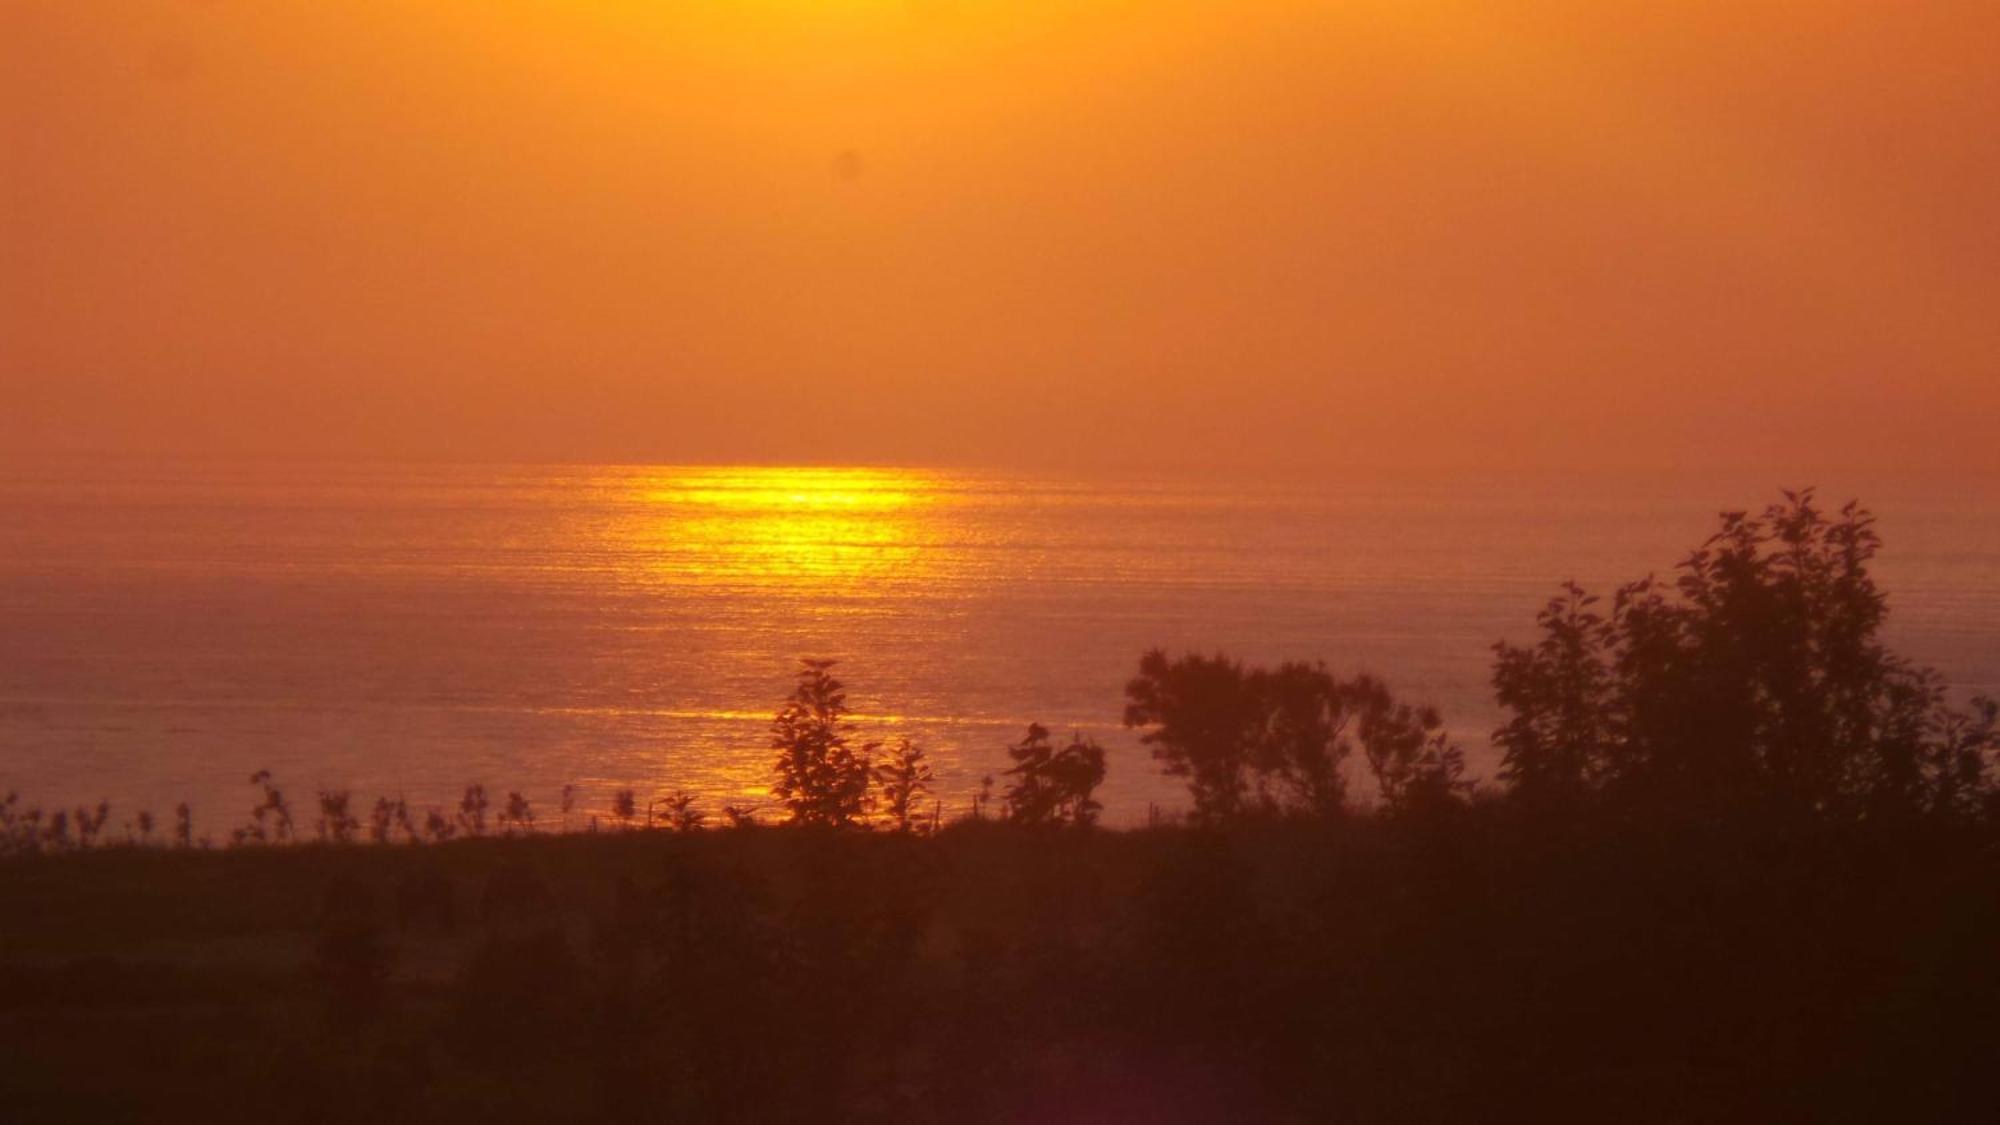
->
[[1348, 675, 1470, 815], [1249, 661, 1353, 816], [1923, 696, 2000, 823], [870, 738, 935, 833], [611, 788, 637, 828], [1492, 581, 1616, 806], [770, 659, 870, 827], [1124, 650, 1263, 823], [1131, 651, 1465, 821], [1492, 491, 2000, 821], [1001, 724, 1106, 827]]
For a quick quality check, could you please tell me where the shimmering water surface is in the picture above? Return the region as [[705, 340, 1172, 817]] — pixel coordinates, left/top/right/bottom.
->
[[2, 463, 1995, 832]]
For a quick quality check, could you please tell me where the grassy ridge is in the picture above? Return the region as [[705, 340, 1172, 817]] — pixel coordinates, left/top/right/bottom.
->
[[4, 809, 1997, 1123]]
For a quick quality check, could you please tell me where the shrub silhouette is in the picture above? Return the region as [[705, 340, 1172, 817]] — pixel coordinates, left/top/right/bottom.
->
[[0, 793, 30, 857], [315, 788, 358, 844], [1000, 724, 1106, 827], [498, 791, 535, 835], [458, 783, 490, 837], [43, 807, 70, 850], [1124, 651, 1263, 822], [656, 790, 705, 832], [1494, 491, 2000, 821], [368, 796, 416, 844], [1492, 581, 1614, 807], [424, 808, 457, 843], [1250, 661, 1354, 816], [770, 658, 870, 827], [81, 801, 110, 848], [1128, 652, 1467, 821], [234, 770, 294, 845], [869, 738, 935, 833], [1347, 675, 1471, 815]]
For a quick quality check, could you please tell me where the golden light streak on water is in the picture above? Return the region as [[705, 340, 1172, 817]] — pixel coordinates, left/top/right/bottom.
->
[[620, 466, 945, 587], [580, 466, 960, 811]]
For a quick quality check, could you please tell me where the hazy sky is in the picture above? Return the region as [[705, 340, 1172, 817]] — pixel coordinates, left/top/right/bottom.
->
[[5, 1, 1998, 476]]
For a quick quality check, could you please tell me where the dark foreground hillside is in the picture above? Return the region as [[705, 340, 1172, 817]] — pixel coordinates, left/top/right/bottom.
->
[[4, 811, 1997, 1123]]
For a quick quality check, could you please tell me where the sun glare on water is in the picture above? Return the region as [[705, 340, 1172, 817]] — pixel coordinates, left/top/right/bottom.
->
[[618, 466, 952, 589]]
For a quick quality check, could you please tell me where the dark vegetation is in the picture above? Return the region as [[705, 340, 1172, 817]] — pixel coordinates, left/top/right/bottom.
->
[[2, 492, 1997, 1121]]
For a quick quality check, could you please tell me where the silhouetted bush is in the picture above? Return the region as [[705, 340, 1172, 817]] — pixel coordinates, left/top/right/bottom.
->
[[1494, 491, 2000, 823], [457, 784, 490, 837], [234, 770, 294, 845], [368, 796, 416, 844], [1126, 652, 1468, 821], [770, 658, 871, 827], [656, 790, 705, 832], [316, 789, 359, 844], [1347, 675, 1472, 816], [1124, 651, 1264, 821], [498, 791, 535, 835], [1001, 724, 1106, 827], [870, 737, 935, 833]]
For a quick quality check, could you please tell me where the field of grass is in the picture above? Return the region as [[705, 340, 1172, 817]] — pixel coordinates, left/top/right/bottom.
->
[[4, 807, 1997, 1123]]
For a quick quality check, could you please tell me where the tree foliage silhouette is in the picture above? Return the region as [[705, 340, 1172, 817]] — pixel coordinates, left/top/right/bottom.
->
[[316, 789, 358, 844], [234, 770, 294, 845], [1347, 674, 1470, 816], [1001, 724, 1106, 827], [1250, 661, 1354, 816], [770, 659, 871, 827], [1493, 491, 2000, 820], [1127, 651, 1466, 821], [1124, 651, 1264, 822], [1491, 581, 1615, 807], [870, 737, 935, 833]]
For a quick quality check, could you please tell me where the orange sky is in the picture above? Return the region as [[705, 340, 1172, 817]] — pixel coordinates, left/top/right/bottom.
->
[[5, 1, 1998, 477]]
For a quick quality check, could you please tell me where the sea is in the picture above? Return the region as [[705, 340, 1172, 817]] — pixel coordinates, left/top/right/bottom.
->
[[2, 462, 1995, 835]]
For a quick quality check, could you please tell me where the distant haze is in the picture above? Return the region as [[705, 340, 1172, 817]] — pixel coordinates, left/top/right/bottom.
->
[[5, 1, 1998, 477]]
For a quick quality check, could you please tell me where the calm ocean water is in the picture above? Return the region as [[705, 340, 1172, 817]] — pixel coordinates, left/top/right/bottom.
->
[[2, 463, 1995, 833]]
